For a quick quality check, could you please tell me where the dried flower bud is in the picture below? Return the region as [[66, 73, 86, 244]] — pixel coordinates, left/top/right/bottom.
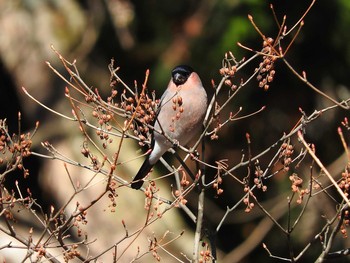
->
[[224, 79, 232, 86]]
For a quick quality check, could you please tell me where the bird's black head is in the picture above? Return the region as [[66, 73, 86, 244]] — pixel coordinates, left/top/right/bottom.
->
[[171, 65, 194, 86]]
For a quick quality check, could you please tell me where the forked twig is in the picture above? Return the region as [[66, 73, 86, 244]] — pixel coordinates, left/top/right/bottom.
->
[[298, 131, 350, 207]]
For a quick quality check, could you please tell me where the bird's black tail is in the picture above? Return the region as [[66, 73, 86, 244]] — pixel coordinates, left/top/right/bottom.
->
[[131, 158, 153, 189]]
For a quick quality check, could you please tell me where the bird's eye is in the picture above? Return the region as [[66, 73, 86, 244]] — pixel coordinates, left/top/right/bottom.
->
[[171, 65, 193, 86], [173, 73, 187, 86]]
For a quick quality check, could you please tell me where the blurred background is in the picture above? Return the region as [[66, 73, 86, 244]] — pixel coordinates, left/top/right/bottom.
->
[[1, 0, 350, 262]]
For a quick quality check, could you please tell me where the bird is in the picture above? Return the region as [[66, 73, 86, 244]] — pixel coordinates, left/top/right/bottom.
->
[[131, 65, 208, 189]]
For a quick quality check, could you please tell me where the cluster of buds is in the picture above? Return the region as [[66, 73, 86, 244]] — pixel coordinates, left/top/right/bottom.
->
[[73, 204, 88, 237], [179, 169, 190, 188], [341, 117, 349, 130], [144, 181, 158, 210], [0, 130, 7, 156], [2, 132, 32, 158], [340, 223, 348, 238], [149, 237, 161, 261], [107, 187, 118, 213], [279, 142, 294, 171], [340, 206, 350, 238], [213, 175, 224, 196], [106, 88, 118, 103], [80, 141, 103, 171], [121, 91, 158, 145], [289, 173, 309, 204], [199, 242, 212, 263], [220, 65, 237, 89], [338, 163, 350, 239], [0, 190, 15, 221], [164, 170, 190, 208], [213, 161, 226, 196], [17, 133, 32, 158], [219, 52, 239, 90], [80, 141, 90, 158], [338, 122, 350, 237], [169, 96, 184, 133], [174, 189, 188, 207], [153, 199, 164, 219], [339, 165, 350, 197], [80, 140, 106, 171], [253, 161, 267, 192], [63, 244, 81, 261], [3, 208, 15, 222], [34, 244, 46, 261], [210, 114, 222, 140], [0, 119, 32, 178], [256, 37, 277, 91], [243, 186, 255, 213], [91, 109, 114, 149]]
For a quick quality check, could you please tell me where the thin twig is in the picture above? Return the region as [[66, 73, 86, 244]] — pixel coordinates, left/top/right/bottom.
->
[[298, 131, 350, 207]]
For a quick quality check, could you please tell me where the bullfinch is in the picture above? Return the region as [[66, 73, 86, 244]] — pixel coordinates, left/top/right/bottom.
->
[[131, 65, 208, 189]]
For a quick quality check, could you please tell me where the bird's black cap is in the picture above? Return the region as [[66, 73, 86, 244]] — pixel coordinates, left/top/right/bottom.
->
[[172, 65, 194, 86]]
